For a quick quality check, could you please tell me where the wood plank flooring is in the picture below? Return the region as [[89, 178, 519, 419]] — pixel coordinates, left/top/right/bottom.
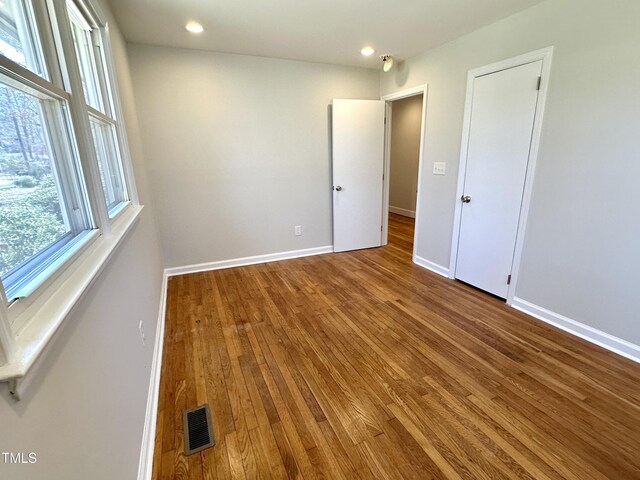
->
[[153, 213, 640, 479]]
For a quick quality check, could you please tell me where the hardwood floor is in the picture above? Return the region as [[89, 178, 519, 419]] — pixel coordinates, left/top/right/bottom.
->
[[153, 213, 640, 479]]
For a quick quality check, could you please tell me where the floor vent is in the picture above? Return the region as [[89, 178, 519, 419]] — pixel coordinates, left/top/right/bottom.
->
[[183, 404, 215, 455]]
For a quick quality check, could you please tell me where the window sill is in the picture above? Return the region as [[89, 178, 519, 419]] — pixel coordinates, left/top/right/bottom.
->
[[0, 204, 144, 399]]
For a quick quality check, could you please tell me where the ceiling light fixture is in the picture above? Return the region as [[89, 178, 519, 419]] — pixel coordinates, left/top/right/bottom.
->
[[380, 54, 394, 72], [360, 46, 375, 56], [185, 22, 204, 33]]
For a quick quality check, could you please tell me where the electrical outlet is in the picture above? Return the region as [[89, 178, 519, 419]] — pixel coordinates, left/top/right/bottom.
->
[[139, 320, 146, 346], [294, 225, 302, 236], [433, 162, 446, 175]]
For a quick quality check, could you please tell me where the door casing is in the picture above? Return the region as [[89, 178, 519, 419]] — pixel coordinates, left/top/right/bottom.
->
[[449, 47, 554, 305], [381, 85, 429, 264]]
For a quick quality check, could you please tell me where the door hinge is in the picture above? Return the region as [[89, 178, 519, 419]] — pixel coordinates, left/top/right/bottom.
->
[[536, 76, 542, 91], [507, 274, 512, 285], [381, 225, 383, 231], [384, 117, 387, 125]]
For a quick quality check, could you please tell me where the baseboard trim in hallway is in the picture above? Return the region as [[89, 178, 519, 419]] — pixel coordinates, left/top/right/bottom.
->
[[512, 297, 640, 364], [164, 245, 334, 277], [137, 273, 168, 480], [389, 206, 416, 218]]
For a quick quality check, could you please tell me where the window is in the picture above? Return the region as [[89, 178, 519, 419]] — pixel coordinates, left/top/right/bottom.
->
[[0, 0, 46, 77], [0, 0, 139, 368], [67, 0, 128, 216], [0, 77, 92, 299], [89, 118, 125, 210], [0, 1, 96, 302], [67, 4, 101, 110]]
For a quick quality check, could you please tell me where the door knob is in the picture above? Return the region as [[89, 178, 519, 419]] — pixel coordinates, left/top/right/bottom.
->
[[335, 186, 343, 191], [461, 195, 471, 203]]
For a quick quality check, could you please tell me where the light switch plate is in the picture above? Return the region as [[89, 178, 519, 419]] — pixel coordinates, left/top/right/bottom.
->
[[433, 162, 446, 175]]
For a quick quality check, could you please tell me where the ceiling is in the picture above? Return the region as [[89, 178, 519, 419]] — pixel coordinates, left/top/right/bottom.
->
[[107, 0, 546, 69]]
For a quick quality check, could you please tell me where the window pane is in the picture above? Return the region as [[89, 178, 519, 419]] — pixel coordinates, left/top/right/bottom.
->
[[89, 118, 127, 213], [0, 0, 46, 77], [0, 82, 70, 280], [67, 5, 103, 111]]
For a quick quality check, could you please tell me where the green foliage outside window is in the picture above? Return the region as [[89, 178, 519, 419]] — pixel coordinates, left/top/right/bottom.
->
[[0, 176, 67, 275]]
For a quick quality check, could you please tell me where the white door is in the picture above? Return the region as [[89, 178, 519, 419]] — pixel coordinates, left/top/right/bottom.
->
[[455, 61, 543, 298], [332, 99, 386, 252]]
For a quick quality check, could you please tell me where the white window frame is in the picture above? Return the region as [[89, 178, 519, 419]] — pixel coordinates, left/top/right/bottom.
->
[[0, 0, 142, 399], [0, 0, 48, 77], [66, 0, 136, 216], [0, 75, 95, 300]]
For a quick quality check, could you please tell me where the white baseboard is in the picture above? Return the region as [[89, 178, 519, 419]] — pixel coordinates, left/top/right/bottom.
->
[[389, 206, 416, 218], [137, 272, 168, 480], [165, 245, 334, 277], [413, 255, 450, 278], [511, 297, 640, 364]]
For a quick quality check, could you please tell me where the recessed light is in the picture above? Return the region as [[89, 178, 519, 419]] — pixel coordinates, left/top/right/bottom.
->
[[185, 22, 204, 33], [360, 47, 375, 56]]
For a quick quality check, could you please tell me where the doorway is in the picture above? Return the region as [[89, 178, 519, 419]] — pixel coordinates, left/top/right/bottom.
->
[[385, 94, 423, 253], [450, 48, 553, 301], [330, 86, 428, 259], [382, 86, 428, 262]]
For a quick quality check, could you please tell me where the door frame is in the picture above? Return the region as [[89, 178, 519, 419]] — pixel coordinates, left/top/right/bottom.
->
[[449, 47, 554, 305], [381, 85, 429, 262]]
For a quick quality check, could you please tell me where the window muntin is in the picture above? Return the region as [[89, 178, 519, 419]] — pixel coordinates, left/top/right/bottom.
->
[[0, 0, 46, 77], [0, 74, 92, 299]]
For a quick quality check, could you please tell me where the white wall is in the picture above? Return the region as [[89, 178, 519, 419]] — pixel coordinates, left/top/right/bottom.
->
[[389, 95, 422, 215], [0, 1, 165, 478], [127, 45, 380, 269], [381, 0, 640, 345]]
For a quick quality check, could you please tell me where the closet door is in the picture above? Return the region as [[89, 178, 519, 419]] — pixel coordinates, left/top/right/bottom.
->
[[455, 61, 543, 298]]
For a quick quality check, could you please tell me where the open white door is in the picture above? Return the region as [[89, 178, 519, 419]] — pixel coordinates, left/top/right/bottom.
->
[[455, 61, 543, 298], [332, 99, 386, 252]]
